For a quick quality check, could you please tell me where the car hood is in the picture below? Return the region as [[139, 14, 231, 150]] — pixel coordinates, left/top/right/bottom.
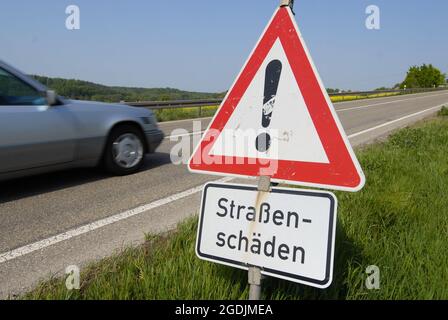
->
[[65, 99, 152, 116]]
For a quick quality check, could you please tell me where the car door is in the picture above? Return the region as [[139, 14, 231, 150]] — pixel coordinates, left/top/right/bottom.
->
[[0, 67, 77, 173]]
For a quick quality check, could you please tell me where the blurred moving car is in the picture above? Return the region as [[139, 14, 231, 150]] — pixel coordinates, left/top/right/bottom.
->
[[0, 60, 164, 181]]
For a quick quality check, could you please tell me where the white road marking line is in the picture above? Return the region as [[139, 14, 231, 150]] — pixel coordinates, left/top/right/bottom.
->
[[337, 92, 448, 112], [0, 102, 446, 264], [165, 131, 205, 139], [348, 104, 445, 139], [0, 177, 233, 264]]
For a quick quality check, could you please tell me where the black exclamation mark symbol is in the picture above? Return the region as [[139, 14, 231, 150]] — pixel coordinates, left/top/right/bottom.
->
[[256, 60, 283, 152]]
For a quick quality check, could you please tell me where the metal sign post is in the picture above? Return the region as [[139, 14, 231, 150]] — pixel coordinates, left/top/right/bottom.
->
[[248, 176, 271, 300], [248, 267, 262, 300]]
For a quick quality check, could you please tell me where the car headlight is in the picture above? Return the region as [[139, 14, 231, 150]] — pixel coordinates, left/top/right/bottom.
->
[[141, 116, 158, 127], [141, 117, 151, 125]]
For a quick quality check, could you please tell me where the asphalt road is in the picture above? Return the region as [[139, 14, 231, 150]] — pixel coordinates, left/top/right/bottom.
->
[[0, 91, 447, 298]]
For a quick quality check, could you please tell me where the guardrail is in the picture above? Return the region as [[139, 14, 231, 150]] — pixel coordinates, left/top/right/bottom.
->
[[125, 87, 448, 115]]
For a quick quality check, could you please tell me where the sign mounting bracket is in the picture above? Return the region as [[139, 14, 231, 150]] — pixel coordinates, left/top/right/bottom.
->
[[280, 0, 295, 14]]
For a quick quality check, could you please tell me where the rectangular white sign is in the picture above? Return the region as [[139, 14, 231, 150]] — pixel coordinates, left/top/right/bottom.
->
[[196, 182, 337, 288]]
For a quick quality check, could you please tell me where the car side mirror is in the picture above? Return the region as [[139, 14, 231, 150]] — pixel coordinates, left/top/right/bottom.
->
[[46, 90, 58, 106]]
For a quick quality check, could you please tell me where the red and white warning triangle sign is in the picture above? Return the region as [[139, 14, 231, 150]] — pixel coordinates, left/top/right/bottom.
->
[[189, 7, 365, 192]]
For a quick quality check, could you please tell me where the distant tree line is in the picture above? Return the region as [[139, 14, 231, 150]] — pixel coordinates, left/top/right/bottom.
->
[[31, 75, 225, 102]]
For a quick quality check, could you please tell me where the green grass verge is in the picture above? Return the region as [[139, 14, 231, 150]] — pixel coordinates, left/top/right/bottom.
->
[[330, 92, 400, 102], [154, 106, 218, 122], [24, 114, 448, 300]]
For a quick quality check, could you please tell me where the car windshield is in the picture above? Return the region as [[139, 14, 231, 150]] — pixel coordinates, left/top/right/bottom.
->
[[0, 68, 46, 106]]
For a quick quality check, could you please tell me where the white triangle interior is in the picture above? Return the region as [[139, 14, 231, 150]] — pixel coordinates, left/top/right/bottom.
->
[[210, 39, 329, 164]]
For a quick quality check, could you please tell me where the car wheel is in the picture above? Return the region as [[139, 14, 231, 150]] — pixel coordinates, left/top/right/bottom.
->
[[104, 125, 145, 175]]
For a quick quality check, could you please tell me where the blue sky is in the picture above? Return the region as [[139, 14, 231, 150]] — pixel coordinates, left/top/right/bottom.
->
[[1, 0, 446, 92]]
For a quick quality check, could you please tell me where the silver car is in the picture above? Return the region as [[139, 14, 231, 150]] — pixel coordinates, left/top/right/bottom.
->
[[0, 60, 164, 181]]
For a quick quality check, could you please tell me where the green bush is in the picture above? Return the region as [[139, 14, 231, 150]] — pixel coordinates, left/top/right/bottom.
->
[[438, 106, 448, 117]]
